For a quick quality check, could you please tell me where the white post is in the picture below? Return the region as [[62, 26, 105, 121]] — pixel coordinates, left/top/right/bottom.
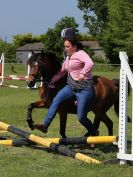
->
[[118, 52, 128, 164], [117, 51, 133, 164], [0, 53, 5, 85], [132, 90, 133, 155]]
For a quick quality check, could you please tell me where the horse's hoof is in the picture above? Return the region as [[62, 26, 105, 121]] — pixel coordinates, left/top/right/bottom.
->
[[84, 132, 91, 137], [34, 123, 48, 133], [0, 136, 6, 140], [84, 130, 99, 137], [60, 134, 67, 138], [30, 126, 35, 130], [27, 119, 35, 130]]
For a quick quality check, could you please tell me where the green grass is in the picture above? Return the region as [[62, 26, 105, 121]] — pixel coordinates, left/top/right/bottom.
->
[[0, 66, 133, 177]]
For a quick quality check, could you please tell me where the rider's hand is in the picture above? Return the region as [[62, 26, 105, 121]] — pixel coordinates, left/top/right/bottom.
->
[[49, 80, 55, 88], [78, 73, 84, 81]]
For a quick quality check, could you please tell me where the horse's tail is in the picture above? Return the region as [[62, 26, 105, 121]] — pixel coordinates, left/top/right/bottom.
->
[[112, 79, 131, 122]]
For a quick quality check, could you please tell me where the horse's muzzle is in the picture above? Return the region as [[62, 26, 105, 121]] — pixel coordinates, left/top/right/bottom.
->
[[26, 80, 36, 88]]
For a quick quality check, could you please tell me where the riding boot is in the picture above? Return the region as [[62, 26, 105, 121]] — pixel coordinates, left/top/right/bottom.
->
[[34, 123, 48, 133]]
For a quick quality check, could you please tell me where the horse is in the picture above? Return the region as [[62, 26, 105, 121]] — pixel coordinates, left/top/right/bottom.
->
[[26, 51, 124, 138]]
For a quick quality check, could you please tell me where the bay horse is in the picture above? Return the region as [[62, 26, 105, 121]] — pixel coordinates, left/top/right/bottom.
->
[[26, 51, 122, 138]]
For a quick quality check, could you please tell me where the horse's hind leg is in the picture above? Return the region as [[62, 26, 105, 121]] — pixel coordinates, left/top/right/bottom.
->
[[93, 112, 113, 135], [58, 111, 67, 138], [101, 114, 113, 135], [93, 115, 100, 131]]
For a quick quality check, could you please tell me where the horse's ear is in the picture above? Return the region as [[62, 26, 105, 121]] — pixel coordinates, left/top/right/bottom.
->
[[41, 50, 44, 56], [31, 50, 35, 54]]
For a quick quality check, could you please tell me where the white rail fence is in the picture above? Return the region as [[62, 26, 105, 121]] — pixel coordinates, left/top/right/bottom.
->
[[0, 52, 38, 88]]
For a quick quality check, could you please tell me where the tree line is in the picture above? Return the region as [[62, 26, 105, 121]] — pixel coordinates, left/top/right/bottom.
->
[[0, 0, 133, 64], [77, 0, 133, 64]]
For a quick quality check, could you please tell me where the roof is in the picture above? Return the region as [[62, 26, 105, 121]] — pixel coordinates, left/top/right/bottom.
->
[[16, 41, 102, 52], [80, 41, 102, 49], [16, 42, 44, 51]]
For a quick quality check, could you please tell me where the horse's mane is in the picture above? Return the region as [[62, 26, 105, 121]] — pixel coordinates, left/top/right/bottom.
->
[[27, 51, 62, 74], [41, 50, 62, 72]]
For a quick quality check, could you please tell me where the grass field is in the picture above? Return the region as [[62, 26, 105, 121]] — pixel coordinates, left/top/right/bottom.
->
[[0, 65, 133, 177]]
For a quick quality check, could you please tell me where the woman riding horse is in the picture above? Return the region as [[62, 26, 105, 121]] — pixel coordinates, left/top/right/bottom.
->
[[26, 50, 122, 138], [34, 38, 98, 137]]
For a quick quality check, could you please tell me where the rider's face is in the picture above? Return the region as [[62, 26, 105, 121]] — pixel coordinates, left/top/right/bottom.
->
[[64, 40, 77, 57]]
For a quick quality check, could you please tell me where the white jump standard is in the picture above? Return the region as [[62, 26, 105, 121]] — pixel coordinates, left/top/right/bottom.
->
[[117, 51, 133, 164]]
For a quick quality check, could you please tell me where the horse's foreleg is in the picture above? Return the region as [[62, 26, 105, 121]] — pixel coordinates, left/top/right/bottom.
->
[[58, 111, 67, 138], [27, 103, 35, 130], [93, 114, 100, 130], [27, 100, 46, 130]]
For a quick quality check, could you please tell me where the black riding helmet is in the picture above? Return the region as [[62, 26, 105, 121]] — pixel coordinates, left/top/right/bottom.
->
[[61, 28, 76, 40]]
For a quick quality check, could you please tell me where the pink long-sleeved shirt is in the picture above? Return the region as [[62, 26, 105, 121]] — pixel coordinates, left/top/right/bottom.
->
[[52, 50, 94, 82]]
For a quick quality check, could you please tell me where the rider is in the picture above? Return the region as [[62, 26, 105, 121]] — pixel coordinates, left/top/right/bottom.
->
[[34, 28, 98, 137]]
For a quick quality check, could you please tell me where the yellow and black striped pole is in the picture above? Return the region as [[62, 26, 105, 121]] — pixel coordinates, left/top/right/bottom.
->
[[0, 136, 117, 147], [0, 130, 8, 133], [45, 136, 117, 145], [0, 121, 101, 164], [0, 139, 36, 146], [0, 130, 8, 140]]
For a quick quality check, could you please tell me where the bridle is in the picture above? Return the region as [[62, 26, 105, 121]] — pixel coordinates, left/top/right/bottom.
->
[[28, 59, 55, 101], [29, 59, 51, 87], [27, 52, 57, 89]]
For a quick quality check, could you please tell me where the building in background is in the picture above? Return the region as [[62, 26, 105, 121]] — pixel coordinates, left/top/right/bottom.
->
[[81, 41, 105, 58], [16, 42, 44, 64], [16, 41, 105, 64]]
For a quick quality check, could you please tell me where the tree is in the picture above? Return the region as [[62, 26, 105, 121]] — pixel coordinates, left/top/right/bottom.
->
[[102, 0, 133, 63], [12, 33, 46, 47], [77, 0, 133, 64], [0, 39, 16, 62], [77, 0, 108, 36]]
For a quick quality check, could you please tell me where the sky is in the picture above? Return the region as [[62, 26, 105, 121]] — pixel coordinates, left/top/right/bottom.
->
[[0, 0, 88, 42]]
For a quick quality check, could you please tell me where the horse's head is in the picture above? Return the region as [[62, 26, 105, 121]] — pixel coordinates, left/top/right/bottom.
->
[[26, 51, 61, 88], [26, 52, 41, 87]]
